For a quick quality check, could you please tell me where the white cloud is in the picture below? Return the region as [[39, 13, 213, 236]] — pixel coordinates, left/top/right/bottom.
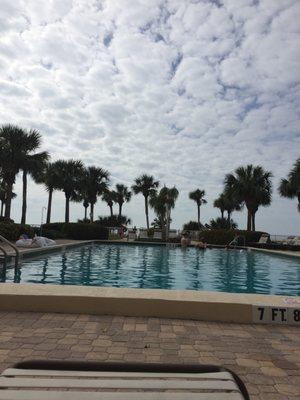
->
[[0, 0, 299, 234]]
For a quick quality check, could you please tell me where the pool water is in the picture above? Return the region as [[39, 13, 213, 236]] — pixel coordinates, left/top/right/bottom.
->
[[1, 244, 300, 296]]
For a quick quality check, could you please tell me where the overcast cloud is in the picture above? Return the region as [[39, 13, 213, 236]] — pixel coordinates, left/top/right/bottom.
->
[[0, 0, 299, 234]]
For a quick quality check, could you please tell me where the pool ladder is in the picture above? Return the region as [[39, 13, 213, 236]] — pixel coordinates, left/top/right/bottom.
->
[[0, 234, 20, 268]]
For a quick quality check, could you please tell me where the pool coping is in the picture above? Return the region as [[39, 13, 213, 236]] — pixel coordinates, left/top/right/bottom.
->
[[0, 283, 299, 326], [1, 240, 299, 326]]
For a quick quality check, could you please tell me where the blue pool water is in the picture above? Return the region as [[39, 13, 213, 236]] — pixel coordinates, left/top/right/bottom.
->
[[1, 244, 300, 296]]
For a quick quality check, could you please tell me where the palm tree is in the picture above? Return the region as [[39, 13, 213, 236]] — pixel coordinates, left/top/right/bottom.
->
[[83, 166, 109, 222], [189, 189, 207, 229], [102, 190, 116, 217], [0, 180, 16, 218], [279, 158, 300, 212], [0, 125, 29, 218], [222, 189, 242, 225], [35, 162, 61, 224], [149, 186, 179, 238], [213, 194, 226, 218], [225, 165, 272, 231], [114, 184, 132, 218], [132, 174, 159, 229], [19, 129, 49, 224], [251, 189, 271, 231], [55, 159, 84, 223]]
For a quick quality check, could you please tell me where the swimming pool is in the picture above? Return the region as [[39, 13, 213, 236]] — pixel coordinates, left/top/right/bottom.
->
[[1, 244, 300, 296]]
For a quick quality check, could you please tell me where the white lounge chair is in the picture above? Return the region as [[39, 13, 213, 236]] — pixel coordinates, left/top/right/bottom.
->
[[290, 237, 300, 246], [168, 229, 178, 239], [0, 360, 250, 400], [127, 229, 136, 241], [138, 229, 148, 240], [258, 234, 269, 244], [153, 230, 162, 240]]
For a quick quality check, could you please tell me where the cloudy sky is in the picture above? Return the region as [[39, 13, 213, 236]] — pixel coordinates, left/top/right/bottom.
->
[[0, 0, 299, 234]]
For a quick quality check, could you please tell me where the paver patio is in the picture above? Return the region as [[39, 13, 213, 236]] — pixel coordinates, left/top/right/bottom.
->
[[0, 311, 299, 399]]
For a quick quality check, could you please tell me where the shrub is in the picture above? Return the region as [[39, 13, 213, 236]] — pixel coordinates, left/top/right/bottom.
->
[[62, 223, 108, 240], [206, 217, 238, 230], [199, 230, 267, 245], [40, 229, 67, 240], [96, 215, 131, 227], [0, 223, 35, 241], [42, 222, 66, 232], [0, 216, 14, 223], [147, 228, 154, 237], [183, 221, 202, 230]]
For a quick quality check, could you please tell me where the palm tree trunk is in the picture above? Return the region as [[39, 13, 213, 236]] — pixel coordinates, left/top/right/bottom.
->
[[46, 188, 53, 224], [21, 170, 27, 225], [227, 211, 231, 223], [90, 203, 94, 222], [65, 195, 70, 223], [0, 201, 3, 217], [247, 208, 251, 231], [84, 206, 88, 220], [197, 205, 200, 229], [252, 212, 256, 232], [221, 210, 224, 218], [4, 181, 13, 219], [109, 204, 113, 217], [145, 196, 149, 230], [118, 203, 122, 218]]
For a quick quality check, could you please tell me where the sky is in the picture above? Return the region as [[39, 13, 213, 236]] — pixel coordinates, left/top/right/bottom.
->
[[0, 0, 299, 235]]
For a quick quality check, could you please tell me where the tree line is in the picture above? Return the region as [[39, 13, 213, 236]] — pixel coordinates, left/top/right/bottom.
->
[[0, 124, 299, 231]]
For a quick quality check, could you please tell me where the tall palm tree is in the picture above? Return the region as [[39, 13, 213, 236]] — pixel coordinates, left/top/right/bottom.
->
[[19, 129, 49, 224], [189, 189, 207, 229], [35, 162, 61, 224], [102, 190, 116, 217], [279, 158, 300, 212], [114, 184, 132, 218], [149, 186, 179, 238], [55, 159, 84, 223], [83, 166, 109, 222], [132, 174, 159, 229], [0, 125, 29, 218], [225, 165, 272, 231], [213, 194, 226, 218]]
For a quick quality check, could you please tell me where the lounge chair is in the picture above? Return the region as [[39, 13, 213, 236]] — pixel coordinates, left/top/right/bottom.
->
[[153, 230, 162, 240], [127, 229, 136, 241], [292, 237, 300, 246], [258, 234, 270, 244], [138, 229, 148, 240], [0, 360, 250, 400], [168, 229, 178, 239]]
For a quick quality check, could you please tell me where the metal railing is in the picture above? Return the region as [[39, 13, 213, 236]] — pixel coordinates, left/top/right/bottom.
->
[[0, 234, 20, 267]]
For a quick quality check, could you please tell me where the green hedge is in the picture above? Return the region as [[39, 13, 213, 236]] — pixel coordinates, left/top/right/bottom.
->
[[0, 222, 35, 241], [62, 223, 108, 240], [40, 229, 67, 240], [199, 230, 266, 245], [42, 222, 66, 232]]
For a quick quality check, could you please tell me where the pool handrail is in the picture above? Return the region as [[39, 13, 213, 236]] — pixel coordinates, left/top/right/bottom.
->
[[0, 234, 20, 267]]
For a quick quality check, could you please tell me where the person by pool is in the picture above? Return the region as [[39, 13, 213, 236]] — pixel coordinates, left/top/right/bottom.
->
[[195, 237, 207, 249], [181, 231, 191, 247]]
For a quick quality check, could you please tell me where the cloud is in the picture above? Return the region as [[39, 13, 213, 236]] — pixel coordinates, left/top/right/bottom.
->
[[0, 0, 299, 234]]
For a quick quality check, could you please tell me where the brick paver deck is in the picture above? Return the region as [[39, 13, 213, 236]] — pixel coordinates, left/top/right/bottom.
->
[[0, 312, 299, 399]]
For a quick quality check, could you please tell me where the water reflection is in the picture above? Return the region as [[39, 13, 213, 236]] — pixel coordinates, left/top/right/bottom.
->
[[1, 244, 299, 296]]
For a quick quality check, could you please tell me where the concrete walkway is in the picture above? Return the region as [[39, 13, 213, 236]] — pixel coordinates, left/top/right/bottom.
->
[[0, 311, 299, 399]]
